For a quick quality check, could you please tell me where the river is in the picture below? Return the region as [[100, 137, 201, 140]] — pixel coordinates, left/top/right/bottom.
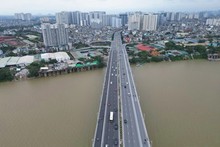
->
[[0, 60, 219, 147]]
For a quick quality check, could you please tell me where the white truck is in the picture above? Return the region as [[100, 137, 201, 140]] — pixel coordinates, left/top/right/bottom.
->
[[109, 111, 114, 121]]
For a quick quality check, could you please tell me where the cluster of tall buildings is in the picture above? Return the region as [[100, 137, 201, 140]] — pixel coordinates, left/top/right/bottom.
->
[[128, 12, 158, 31], [158, 12, 200, 24], [14, 13, 32, 21], [127, 11, 217, 31], [42, 11, 128, 48], [40, 10, 218, 48], [41, 23, 69, 47], [158, 11, 216, 25], [206, 18, 220, 26], [55, 11, 128, 28]]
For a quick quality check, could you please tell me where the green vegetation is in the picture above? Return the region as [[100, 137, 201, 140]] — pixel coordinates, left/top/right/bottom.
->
[[27, 61, 45, 77], [48, 59, 57, 64], [16, 30, 41, 37], [169, 56, 184, 61], [0, 68, 14, 82], [125, 40, 215, 64], [151, 56, 164, 62], [90, 41, 111, 46], [142, 40, 150, 44], [78, 58, 85, 62], [165, 41, 185, 50], [73, 42, 89, 49], [137, 51, 150, 63], [92, 56, 105, 68], [27, 50, 37, 55], [0, 46, 16, 54], [121, 32, 126, 44], [78, 55, 105, 68], [15, 30, 43, 43], [126, 43, 138, 47], [198, 39, 206, 43], [111, 33, 114, 41], [129, 51, 151, 64], [205, 35, 220, 39], [102, 48, 109, 55], [165, 41, 208, 59], [208, 46, 220, 54], [184, 45, 207, 59], [6, 52, 17, 57]]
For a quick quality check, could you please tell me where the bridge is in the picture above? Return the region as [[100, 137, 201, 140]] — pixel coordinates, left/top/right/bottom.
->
[[93, 31, 151, 147]]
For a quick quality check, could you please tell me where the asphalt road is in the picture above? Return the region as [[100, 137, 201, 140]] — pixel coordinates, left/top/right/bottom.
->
[[93, 33, 120, 147], [117, 32, 151, 147], [93, 31, 150, 147]]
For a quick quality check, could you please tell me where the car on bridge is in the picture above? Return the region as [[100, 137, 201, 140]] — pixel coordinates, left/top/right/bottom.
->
[[114, 124, 118, 130], [114, 138, 118, 145]]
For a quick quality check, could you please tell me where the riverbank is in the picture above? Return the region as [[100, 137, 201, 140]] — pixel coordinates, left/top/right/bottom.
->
[[0, 56, 214, 83]]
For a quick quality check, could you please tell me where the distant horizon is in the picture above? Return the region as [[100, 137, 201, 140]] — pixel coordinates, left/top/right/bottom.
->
[[0, 9, 220, 16], [0, 0, 220, 15]]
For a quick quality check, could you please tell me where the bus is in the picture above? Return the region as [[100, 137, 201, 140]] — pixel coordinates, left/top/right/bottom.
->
[[109, 112, 114, 121]]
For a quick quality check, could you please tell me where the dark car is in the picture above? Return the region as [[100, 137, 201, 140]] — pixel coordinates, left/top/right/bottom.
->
[[114, 108, 118, 112], [114, 124, 118, 130], [114, 139, 118, 145], [124, 119, 127, 124], [124, 86, 126, 88], [143, 139, 147, 144]]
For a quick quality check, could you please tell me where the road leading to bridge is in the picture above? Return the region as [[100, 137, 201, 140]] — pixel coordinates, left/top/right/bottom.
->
[[93, 33, 120, 147], [93, 31, 150, 147], [117, 32, 151, 147]]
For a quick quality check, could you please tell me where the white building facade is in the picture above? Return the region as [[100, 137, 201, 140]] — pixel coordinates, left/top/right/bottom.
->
[[128, 12, 142, 30], [142, 14, 158, 31], [41, 23, 69, 47]]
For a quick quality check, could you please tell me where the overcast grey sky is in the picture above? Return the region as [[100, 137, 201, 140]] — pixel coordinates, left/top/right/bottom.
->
[[0, 0, 220, 15]]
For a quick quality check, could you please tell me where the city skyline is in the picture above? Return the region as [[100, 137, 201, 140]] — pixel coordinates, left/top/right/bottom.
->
[[0, 0, 220, 15]]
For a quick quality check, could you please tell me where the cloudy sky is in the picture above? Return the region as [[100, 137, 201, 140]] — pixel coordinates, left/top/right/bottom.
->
[[0, 0, 220, 15]]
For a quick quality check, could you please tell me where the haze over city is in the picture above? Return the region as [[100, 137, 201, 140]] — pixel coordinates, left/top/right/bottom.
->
[[1, 0, 220, 15]]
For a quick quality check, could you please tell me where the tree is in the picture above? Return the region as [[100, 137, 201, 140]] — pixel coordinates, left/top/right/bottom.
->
[[194, 45, 206, 53], [137, 51, 149, 62], [151, 56, 163, 62], [92, 56, 105, 68], [165, 41, 176, 50], [198, 40, 206, 43], [73, 42, 89, 49], [0, 68, 14, 82], [209, 38, 213, 47], [185, 46, 194, 54], [169, 56, 183, 61], [78, 58, 85, 62], [0, 46, 16, 53], [27, 62, 45, 77], [6, 52, 17, 57], [28, 50, 37, 55], [112, 33, 115, 40], [48, 59, 57, 64]]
